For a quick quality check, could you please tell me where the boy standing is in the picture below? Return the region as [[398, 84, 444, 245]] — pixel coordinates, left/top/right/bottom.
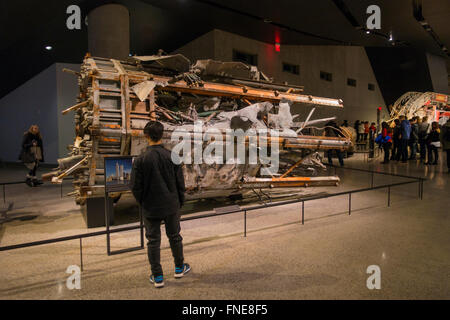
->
[[131, 121, 190, 288]]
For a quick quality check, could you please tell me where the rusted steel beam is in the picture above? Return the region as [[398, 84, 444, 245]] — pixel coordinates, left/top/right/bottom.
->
[[62, 98, 92, 115], [242, 176, 340, 188]]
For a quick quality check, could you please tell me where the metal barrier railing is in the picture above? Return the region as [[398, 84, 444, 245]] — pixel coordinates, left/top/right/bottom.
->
[[0, 165, 425, 272], [1, 177, 73, 204]]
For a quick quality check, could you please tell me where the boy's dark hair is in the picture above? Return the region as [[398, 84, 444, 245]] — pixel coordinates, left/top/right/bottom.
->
[[144, 121, 164, 142]]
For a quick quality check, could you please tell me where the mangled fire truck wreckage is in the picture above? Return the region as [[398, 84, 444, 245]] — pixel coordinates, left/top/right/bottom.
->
[[388, 91, 450, 125], [46, 53, 352, 207]]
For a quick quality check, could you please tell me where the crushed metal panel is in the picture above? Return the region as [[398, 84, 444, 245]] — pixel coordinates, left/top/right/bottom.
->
[[131, 81, 156, 102], [131, 54, 191, 72], [193, 59, 257, 80]]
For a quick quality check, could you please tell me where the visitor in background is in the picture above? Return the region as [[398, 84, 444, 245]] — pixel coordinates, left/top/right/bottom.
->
[[418, 116, 430, 162], [399, 115, 411, 163], [325, 120, 345, 166], [358, 121, 365, 143], [354, 120, 361, 142], [369, 122, 377, 140], [391, 119, 401, 161], [440, 118, 450, 173], [363, 121, 370, 141], [408, 117, 419, 160], [130, 121, 190, 288], [19, 125, 44, 187], [376, 121, 392, 164], [425, 121, 440, 165]]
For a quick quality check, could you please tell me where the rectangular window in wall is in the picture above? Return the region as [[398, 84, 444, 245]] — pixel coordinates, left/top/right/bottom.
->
[[233, 50, 258, 66], [320, 71, 332, 82], [347, 78, 357, 87], [282, 62, 300, 75], [368, 83, 375, 91]]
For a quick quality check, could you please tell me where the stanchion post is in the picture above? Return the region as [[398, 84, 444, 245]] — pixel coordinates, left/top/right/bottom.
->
[[388, 186, 391, 207], [420, 179, 424, 200], [371, 172, 374, 188], [60, 183, 63, 199], [348, 193, 351, 215], [301, 201, 304, 225], [2, 185, 5, 204], [105, 193, 111, 255], [244, 210, 247, 237], [418, 180, 421, 199], [80, 238, 83, 271]]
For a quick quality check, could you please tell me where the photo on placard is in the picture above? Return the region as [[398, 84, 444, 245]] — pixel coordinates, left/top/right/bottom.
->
[[104, 156, 133, 191]]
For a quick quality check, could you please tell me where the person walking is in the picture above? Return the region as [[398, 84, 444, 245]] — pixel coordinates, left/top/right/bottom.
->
[[418, 116, 430, 162], [325, 120, 345, 166], [408, 117, 419, 160], [19, 125, 44, 187], [369, 122, 377, 140], [440, 118, 450, 173], [391, 119, 401, 161], [358, 121, 365, 144], [363, 121, 370, 141], [130, 121, 190, 288], [354, 120, 361, 142], [399, 115, 411, 163], [377, 122, 392, 164], [425, 121, 440, 165]]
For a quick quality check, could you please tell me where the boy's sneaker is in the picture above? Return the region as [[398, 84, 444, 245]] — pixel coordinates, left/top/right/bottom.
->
[[149, 275, 164, 288], [174, 263, 191, 279]]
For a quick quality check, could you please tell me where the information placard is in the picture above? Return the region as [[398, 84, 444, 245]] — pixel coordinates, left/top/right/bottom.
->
[[104, 156, 134, 192]]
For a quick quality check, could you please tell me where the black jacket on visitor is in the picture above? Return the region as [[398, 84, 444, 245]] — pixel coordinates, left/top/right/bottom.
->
[[410, 123, 419, 142], [19, 132, 44, 163], [393, 125, 401, 141], [130, 145, 185, 219]]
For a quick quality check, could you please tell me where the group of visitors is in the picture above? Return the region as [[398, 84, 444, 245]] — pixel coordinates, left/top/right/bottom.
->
[[353, 120, 377, 142], [375, 116, 450, 172], [335, 117, 450, 172]]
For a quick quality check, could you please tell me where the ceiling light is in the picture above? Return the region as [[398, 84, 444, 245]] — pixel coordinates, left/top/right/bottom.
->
[[366, 30, 370, 34], [45, 46, 53, 51]]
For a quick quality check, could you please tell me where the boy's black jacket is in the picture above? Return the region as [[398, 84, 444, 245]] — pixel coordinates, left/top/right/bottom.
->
[[131, 145, 185, 218]]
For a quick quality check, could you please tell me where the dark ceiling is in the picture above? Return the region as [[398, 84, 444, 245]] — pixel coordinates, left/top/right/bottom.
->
[[0, 0, 449, 99]]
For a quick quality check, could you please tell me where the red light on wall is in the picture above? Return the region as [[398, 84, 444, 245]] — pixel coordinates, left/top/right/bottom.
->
[[275, 42, 280, 52], [377, 107, 382, 111]]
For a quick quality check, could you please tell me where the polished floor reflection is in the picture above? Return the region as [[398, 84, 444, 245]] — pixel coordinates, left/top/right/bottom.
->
[[0, 152, 449, 299]]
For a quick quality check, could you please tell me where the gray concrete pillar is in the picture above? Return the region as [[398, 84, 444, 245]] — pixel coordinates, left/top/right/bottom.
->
[[88, 4, 130, 60]]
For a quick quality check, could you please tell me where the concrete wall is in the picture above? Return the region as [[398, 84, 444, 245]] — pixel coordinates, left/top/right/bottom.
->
[[426, 53, 449, 94], [0, 64, 58, 164], [0, 63, 80, 164], [175, 29, 386, 125], [173, 30, 216, 64]]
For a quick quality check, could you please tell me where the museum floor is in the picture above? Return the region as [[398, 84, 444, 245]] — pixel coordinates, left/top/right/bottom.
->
[[0, 153, 449, 300]]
